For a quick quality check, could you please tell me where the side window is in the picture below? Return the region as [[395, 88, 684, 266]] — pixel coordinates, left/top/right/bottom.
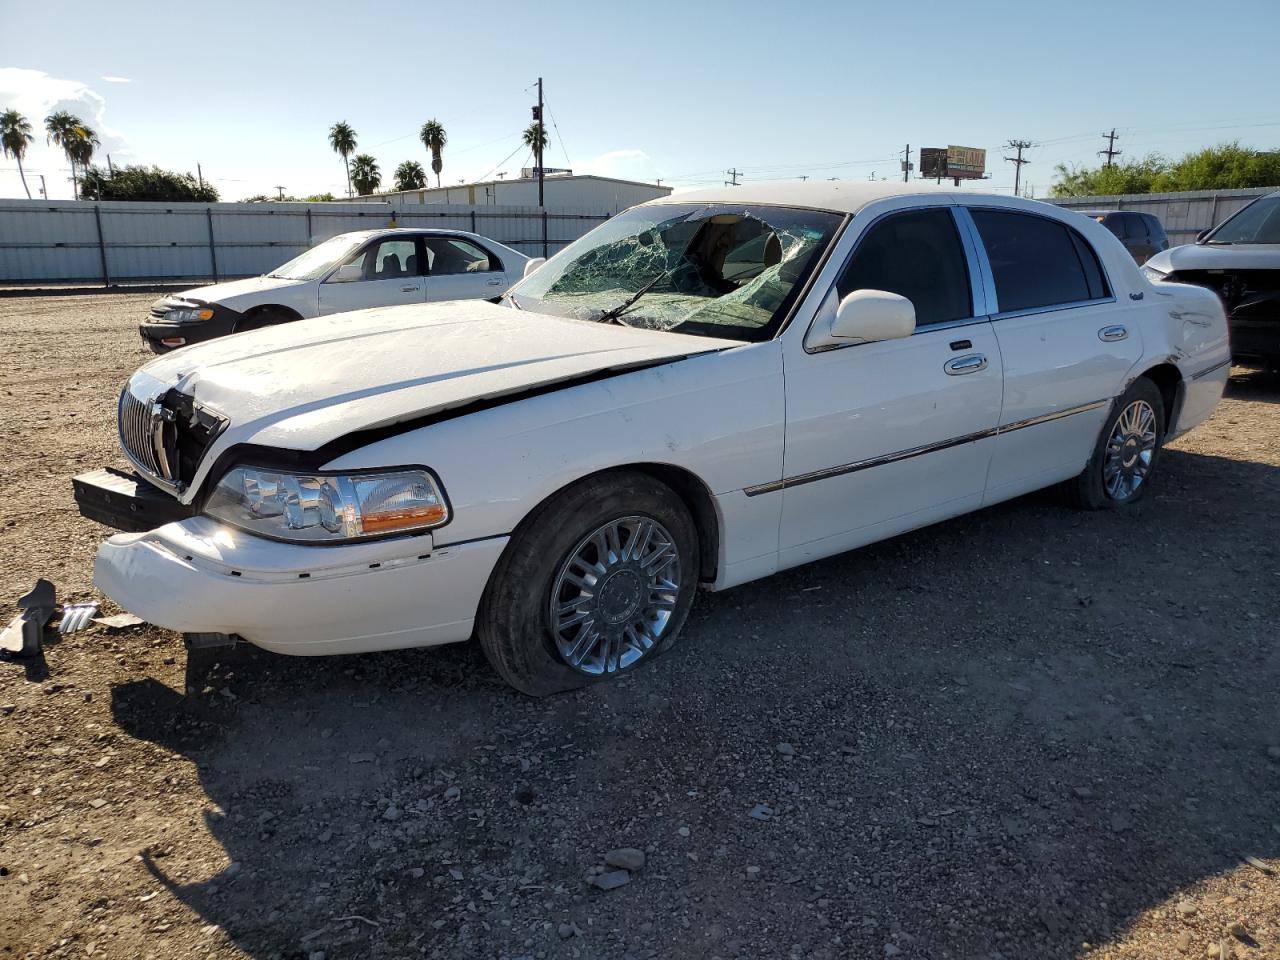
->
[[1099, 215, 1126, 239], [341, 238, 418, 281], [835, 208, 972, 327], [970, 209, 1108, 313], [1125, 213, 1149, 239], [424, 237, 501, 275], [1144, 215, 1165, 239]]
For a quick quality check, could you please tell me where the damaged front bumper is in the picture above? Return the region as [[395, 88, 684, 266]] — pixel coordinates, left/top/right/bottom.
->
[[89, 513, 506, 657]]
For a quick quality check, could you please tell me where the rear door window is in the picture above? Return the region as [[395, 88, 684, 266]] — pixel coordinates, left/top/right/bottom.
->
[[1125, 214, 1149, 239], [424, 237, 501, 274], [970, 209, 1108, 313], [836, 207, 972, 327]]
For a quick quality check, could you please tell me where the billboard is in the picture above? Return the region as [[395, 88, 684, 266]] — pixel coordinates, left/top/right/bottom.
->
[[920, 146, 987, 181]]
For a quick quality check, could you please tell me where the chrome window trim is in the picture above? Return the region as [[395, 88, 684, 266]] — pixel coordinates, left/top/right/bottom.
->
[[801, 202, 990, 354], [744, 398, 1110, 497], [990, 296, 1118, 322], [953, 206, 997, 316]]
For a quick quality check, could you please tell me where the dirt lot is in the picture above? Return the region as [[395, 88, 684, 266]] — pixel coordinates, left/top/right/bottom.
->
[[1, 292, 1277, 960]]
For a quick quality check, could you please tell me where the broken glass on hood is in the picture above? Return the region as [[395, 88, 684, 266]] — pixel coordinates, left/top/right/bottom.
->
[[510, 203, 845, 342]]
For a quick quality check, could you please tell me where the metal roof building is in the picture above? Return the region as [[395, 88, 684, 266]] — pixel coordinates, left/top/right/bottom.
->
[[362, 173, 672, 214]]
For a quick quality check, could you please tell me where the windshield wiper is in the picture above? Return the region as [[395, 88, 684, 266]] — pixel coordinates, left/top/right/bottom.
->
[[595, 268, 670, 327]]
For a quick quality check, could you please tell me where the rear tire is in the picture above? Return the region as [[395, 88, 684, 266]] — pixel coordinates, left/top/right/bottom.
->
[[476, 472, 699, 696], [1065, 378, 1165, 510]]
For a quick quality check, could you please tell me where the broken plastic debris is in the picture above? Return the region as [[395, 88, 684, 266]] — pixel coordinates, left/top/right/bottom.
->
[[58, 603, 100, 635], [92, 613, 145, 632], [0, 579, 57, 658]]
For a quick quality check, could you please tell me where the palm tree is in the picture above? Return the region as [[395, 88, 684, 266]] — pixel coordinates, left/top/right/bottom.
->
[[328, 121, 357, 198], [523, 122, 548, 173], [419, 120, 447, 188], [46, 110, 93, 199], [68, 124, 99, 196], [349, 154, 381, 196], [394, 160, 426, 192], [0, 109, 34, 199]]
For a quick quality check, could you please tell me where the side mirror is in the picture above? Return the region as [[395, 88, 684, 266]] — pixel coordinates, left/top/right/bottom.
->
[[328, 263, 363, 284], [831, 289, 916, 343], [523, 257, 546, 279]]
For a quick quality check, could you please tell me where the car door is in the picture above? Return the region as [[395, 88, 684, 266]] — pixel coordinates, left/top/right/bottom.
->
[[422, 235, 509, 302], [776, 204, 1004, 570], [964, 206, 1144, 505], [316, 236, 426, 315], [1124, 213, 1155, 264]]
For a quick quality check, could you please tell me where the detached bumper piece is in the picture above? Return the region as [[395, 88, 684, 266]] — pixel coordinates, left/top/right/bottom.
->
[[73, 467, 195, 533], [0, 579, 56, 659]]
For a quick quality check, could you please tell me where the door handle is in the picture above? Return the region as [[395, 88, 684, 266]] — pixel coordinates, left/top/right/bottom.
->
[[486, 278, 503, 286], [944, 354, 987, 375], [1098, 325, 1128, 342], [401, 285, 419, 293]]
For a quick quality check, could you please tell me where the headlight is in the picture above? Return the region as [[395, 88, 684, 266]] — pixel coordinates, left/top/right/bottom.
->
[[164, 305, 214, 322], [204, 466, 449, 543], [1141, 264, 1168, 283]]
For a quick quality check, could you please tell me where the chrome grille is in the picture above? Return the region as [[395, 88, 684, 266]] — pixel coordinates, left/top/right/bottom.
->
[[118, 388, 163, 478]]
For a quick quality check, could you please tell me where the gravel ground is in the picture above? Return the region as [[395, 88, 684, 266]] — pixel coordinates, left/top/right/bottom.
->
[[1, 292, 1277, 960]]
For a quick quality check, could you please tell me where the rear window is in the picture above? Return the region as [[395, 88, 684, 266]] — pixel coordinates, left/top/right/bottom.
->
[[971, 209, 1109, 313]]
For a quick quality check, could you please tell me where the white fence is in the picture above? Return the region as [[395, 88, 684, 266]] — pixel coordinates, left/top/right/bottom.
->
[[1045, 187, 1274, 246], [0, 199, 614, 285]]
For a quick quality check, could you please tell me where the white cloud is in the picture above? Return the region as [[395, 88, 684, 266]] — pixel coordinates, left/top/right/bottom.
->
[[100, 76, 132, 84], [578, 148, 660, 184], [0, 67, 131, 198]]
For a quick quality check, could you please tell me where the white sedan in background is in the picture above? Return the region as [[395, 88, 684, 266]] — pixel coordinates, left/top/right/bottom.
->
[[79, 182, 1229, 695], [139, 228, 529, 352]]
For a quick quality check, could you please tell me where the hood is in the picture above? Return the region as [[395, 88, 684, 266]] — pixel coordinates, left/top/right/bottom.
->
[[1149, 242, 1280, 274], [134, 300, 738, 464], [181, 275, 310, 309]]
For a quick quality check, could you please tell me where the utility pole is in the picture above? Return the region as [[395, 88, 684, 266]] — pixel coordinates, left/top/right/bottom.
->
[[1003, 139, 1032, 197], [535, 77, 545, 209], [275, 185, 286, 201], [1099, 128, 1121, 167], [902, 143, 911, 182], [107, 154, 115, 176], [724, 168, 741, 186], [197, 163, 204, 191], [37, 174, 46, 199]]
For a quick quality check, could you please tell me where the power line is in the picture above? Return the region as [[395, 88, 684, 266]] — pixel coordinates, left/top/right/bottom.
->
[[546, 106, 571, 168]]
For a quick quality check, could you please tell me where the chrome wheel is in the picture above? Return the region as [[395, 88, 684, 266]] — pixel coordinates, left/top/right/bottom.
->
[[549, 516, 682, 676], [1103, 399, 1158, 501]]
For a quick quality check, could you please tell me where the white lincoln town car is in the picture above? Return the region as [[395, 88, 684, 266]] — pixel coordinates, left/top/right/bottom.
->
[[75, 183, 1229, 695]]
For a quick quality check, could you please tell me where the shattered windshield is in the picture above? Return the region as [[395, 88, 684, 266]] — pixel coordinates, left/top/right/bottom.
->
[[1207, 196, 1280, 244], [510, 203, 845, 341], [268, 234, 368, 280]]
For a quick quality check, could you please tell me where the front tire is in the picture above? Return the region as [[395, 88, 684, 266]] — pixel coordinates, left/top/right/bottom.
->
[[1066, 378, 1165, 510], [476, 472, 699, 696], [233, 307, 297, 333]]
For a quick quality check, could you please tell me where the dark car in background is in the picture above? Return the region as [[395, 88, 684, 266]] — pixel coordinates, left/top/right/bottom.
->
[[1143, 190, 1280, 368], [1076, 210, 1170, 264]]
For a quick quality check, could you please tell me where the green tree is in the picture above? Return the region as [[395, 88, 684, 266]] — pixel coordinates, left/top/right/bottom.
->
[[45, 110, 97, 200], [79, 164, 219, 202], [328, 121, 357, 197], [419, 119, 447, 188], [67, 124, 99, 195], [394, 160, 426, 191], [1052, 142, 1280, 197], [350, 154, 381, 196], [522, 122, 548, 168], [0, 108, 34, 199]]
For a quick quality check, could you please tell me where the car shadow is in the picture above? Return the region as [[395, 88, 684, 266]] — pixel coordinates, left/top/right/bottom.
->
[[1226, 363, 1280, 403], [109, 448, 1279, 959]]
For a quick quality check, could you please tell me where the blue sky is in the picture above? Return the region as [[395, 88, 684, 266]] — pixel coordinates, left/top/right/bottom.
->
[[2, 0, 1278, 201]]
